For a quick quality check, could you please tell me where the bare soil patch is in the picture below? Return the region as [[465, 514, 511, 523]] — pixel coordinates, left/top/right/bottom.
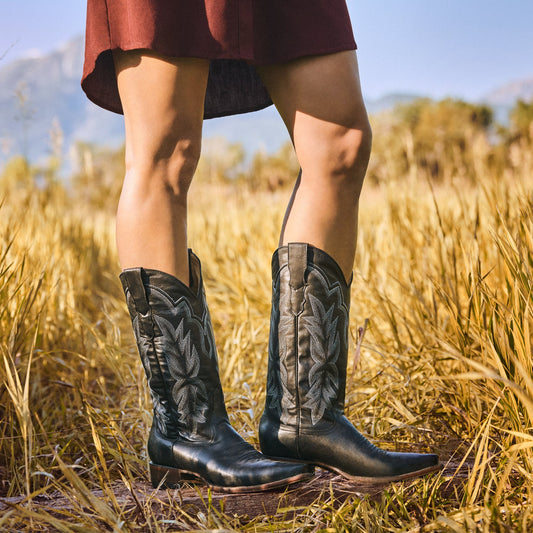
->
[[0, 459, 469, 525]]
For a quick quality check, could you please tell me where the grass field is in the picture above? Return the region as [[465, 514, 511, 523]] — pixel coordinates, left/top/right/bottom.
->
[[0, 127, 532, 531]]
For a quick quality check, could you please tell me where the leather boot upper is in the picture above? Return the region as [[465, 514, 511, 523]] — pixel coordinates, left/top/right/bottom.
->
[[260, 243, 439, 479], [120, 250, 313, 489]]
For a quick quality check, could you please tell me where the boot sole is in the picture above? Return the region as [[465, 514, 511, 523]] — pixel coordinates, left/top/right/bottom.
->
[[265, 457, 442, 484], [149, 463, 314, 493]]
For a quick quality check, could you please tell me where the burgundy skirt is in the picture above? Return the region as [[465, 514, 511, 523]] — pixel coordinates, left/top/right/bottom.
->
[[81, 1, 356, 119]]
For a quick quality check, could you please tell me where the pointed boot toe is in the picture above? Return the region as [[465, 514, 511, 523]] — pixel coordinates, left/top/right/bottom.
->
[[294, 415, 441, 481], [389, 452, 440, 480]]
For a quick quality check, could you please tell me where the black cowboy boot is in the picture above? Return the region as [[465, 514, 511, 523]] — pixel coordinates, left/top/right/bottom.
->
[[120, 250, 313, 492], [259, 243, 439, 481]]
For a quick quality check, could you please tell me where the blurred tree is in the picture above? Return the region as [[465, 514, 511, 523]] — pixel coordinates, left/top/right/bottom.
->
[[509, 99, 533, 141], [248, 141, 299, 191], [195, 138, 246, 184], [368, 98, 494, 183]]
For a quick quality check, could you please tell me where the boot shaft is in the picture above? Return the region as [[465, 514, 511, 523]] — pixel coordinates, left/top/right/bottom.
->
[[265, 243, 351, 429], [120, 251, 227, 440]]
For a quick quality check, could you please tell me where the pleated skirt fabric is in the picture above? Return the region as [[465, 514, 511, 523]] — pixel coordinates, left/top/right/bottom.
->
[[81, 0, 357, 119]]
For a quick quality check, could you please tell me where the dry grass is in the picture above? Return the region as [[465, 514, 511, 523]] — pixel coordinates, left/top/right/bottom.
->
[[0, 132, 532, 531]]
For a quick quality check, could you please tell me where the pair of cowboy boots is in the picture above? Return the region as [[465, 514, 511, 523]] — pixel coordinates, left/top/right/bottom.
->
[[120, 245, 438, 492]]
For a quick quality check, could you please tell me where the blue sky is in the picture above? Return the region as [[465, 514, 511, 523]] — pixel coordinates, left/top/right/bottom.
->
[[1, 0, 532, 100]]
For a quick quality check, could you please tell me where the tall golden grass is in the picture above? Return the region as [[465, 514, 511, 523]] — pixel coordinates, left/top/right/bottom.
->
[[0, 111, 532, 530]]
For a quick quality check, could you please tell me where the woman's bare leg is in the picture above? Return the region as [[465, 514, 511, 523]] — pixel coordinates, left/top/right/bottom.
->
[[115, 51, 314, 491], [258, 51, 371, 280], [114, 50, 209, 284]]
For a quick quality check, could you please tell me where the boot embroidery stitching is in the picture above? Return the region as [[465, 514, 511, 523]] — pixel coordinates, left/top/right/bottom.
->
[[132, 313, 173, 434], [153, 308, 210, 436], [151, 286, 218, 363], [131, 285, 215, 437], [279, 278, 297, 418], [132, 314, 152, 381], [266, 272, 296, 420], [301, 269, 348, 425], [265, 283, 282, 416]]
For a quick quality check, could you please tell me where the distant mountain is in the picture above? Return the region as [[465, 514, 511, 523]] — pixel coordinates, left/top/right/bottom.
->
[[0, 35, 124, 167], [482, 78, 533, 107], [0, 35, 289, 168], [479, 78, 533, 125], [365, 92, 423, 115], [0, 35, 531, 170]]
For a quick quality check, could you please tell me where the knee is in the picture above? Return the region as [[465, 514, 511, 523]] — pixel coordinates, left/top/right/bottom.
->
[[125, 135, 202, 202], [300, 116, 372, 199], [160, 137, 202, 198], [326, 119, 372, 194]]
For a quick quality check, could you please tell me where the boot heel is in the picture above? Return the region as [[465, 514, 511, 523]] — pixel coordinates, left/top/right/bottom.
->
[[150, 463, 191, 489]]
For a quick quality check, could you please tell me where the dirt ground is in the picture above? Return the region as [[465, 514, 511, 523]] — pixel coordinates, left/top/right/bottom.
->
[[0, 460, 468, 525]]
